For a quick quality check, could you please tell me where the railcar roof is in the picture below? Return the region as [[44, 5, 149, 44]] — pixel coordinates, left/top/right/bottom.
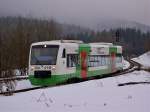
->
[[89, 43, 111, 48], [31, 40, 62, 46], [90, 42, 113, 45], [31, 40, 82, 46], [31, 40, 122, 48]]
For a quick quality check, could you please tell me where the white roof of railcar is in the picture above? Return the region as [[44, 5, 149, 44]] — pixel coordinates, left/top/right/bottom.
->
[[90, 42, 122, 48], [90, 42, 113, 45], [31, 40, 83, 46], [31, 40, 61, 46], [31, 40, 122, 49], [89, 43, 111, 48]]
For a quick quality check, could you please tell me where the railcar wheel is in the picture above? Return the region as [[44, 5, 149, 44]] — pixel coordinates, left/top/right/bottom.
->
[[67, 78, 81, 84], [94, 75, 101, 79]]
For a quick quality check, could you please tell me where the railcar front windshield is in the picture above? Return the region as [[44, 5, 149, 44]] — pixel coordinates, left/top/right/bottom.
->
[[30, 45, 59, 65]]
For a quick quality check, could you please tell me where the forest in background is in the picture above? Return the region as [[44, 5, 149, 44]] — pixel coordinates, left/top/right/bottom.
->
[[0, 16, 150, 77]]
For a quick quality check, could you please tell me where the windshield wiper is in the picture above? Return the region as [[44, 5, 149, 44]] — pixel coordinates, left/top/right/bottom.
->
[[33, 56, 41, 65]]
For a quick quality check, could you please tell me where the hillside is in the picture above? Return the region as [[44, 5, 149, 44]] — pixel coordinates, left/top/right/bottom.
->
[[92, 19, 150, 32], [0, 17, 150, 76], [132, 51, 150, 67]]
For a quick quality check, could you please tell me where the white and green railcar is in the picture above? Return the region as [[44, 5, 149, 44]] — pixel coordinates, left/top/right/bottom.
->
[[28, 40, 123, 86]]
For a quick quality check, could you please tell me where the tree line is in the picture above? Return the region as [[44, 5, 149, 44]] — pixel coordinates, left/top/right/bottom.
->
[[0, 16, 150, 77], [66, 28, 150, 56], [0, 17, 61, 77]]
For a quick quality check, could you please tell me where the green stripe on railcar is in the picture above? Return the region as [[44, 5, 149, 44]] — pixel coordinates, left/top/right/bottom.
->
[[29, 68, 110, 86], [109, 47, 117, 54]]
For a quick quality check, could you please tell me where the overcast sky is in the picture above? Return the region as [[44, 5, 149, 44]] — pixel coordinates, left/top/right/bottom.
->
[[0, 0, 150, 25]]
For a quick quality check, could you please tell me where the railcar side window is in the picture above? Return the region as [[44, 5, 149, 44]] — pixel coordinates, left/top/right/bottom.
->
[[62, 49, 66, 58], [67, 54, 79, 67], [116, 54, 122, 63], [88, 55, 108, 67], [101, 56, 107, 66]]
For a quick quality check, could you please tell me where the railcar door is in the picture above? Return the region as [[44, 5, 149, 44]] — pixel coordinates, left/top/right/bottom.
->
[[79, 44, 91, 79], [111, 52, 116, 72]]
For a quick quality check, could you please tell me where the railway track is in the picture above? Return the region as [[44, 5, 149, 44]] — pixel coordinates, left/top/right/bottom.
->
[[0, 76, 28, 82], [0, 60, 142, 95]]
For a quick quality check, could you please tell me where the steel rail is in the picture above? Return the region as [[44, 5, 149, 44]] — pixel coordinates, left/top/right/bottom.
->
[[0, 76, 28, 83]]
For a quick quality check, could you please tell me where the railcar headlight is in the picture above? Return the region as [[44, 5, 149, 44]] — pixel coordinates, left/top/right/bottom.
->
[[52, 66, 56, 70], [31, 66, 35, 71]]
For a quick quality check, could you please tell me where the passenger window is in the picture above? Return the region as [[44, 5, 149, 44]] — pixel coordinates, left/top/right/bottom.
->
[[88, 55, 108, 67], [67, 54, 79, 67], [62, 49, 66, 58]]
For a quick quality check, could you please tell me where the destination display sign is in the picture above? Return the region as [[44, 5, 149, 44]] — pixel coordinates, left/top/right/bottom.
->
[[97, 47, 107, 54]]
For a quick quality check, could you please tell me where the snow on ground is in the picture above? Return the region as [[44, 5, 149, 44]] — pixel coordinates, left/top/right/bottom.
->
[[0, 52, 150, 112], [0, 70, 150, 112], [15, 80, 33, 90], [122, 59, 130, 69], [132, 51, 150, 67]]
